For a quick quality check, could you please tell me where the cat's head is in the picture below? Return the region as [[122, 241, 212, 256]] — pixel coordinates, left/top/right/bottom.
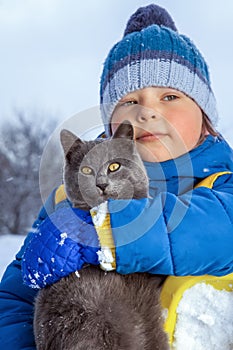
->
[[60, 121, 149, 210]]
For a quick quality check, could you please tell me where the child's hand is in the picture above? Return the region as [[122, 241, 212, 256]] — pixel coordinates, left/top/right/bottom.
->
[[21, 207, 100, 289]]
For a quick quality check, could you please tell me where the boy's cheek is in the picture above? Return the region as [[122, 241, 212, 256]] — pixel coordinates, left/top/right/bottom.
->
[[111, 122, 120, 134]]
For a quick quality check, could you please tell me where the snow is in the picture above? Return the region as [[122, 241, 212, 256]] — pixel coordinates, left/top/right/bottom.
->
[[90, 201, 108, 227], [173, 283, 233, 350], [0, 234, 25, 279], [58, 232, 67, 246], [96, 247, 115, 271], [1, 234, 233, 349]]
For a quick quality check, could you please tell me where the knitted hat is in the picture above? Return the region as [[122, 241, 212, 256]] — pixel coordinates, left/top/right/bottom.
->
[[100, 4, 218, 136]]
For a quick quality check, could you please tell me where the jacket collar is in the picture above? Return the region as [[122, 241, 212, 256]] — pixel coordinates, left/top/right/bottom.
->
[[144, 135, 233, 196]]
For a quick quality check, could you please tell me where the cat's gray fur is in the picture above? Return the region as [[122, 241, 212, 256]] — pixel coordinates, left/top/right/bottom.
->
[[33, 121, 169, 350]]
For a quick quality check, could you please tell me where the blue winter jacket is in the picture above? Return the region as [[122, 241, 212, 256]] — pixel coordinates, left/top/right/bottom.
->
[[1, 135, 233, 349]]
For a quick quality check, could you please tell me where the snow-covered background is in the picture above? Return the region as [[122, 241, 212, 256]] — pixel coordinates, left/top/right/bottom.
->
[[0, 0, 233, 143], [0, 234, 25, 279]]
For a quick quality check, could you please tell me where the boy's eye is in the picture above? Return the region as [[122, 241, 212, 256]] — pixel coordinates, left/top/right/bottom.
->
[[163, 95, 178, 101], [120, 100, 137, 106], [108, 162, 121, 172], [81, 166, 93, 175]]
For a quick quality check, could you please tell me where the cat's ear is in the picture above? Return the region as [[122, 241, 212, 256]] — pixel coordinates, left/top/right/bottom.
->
[[60, 129, 83, 156], [112, 120, 134, 140]]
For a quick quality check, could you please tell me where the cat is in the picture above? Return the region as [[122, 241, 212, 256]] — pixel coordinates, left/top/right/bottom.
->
[[33, 121, 169, 350]]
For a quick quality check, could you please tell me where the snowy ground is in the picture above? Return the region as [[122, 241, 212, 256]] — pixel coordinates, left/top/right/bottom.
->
[[1, 234, 233, 349]]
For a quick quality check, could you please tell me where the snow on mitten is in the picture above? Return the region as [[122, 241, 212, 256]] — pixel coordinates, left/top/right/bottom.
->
[[22, 206, 100, 289]]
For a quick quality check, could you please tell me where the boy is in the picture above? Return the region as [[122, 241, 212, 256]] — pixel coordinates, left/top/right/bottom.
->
[[1, 4, 233, 349]]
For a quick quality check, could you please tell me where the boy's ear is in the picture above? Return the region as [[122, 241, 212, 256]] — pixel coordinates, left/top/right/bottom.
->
[[60, 129, 83, 156], [112, 120, 134, 140]]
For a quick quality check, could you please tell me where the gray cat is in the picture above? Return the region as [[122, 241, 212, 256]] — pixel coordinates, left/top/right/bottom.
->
[[33, 121, 169, 350]]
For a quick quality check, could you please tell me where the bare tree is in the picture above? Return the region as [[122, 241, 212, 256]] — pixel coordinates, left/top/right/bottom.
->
[[0, 111, 60, 235]]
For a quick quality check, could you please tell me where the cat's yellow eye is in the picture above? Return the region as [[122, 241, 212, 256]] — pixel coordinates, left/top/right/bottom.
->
[[108, 162, 120, 172], [81, 166, 93, 175]]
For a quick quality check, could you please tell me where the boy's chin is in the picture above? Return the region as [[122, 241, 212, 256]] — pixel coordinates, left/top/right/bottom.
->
[[136, 138, 191, 162], [136, 142, 172, 162]]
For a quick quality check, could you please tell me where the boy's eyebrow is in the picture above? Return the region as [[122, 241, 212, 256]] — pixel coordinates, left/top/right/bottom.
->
[[159, 88, 184, 96], [158, 87, 179, 92], [119, 94, 136, 101]]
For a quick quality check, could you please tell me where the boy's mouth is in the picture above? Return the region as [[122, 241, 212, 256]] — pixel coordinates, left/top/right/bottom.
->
[[136, 131, 166, 141]]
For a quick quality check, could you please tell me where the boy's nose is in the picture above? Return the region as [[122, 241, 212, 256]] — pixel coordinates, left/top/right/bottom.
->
[[136, 107, 157, 123]]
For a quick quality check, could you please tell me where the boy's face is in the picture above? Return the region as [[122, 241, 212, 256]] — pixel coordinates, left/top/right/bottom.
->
[[111, 87, 203, 162]]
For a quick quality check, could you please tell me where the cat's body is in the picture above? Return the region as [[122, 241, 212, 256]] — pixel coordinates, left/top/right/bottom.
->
[[33, 122, 169, 350]]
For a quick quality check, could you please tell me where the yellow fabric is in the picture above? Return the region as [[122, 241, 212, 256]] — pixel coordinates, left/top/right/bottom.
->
[[55, 184, 67, 205], [160, 171, 233, 345], [90, 209, 116, 270], [195, 171, 232, 189]]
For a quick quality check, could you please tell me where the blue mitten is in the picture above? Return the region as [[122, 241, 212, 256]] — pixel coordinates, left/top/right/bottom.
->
[[22, 206, 100, 289]]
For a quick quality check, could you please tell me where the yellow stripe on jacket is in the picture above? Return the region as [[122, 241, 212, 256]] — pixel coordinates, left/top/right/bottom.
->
[[90, 201, 116, 271]]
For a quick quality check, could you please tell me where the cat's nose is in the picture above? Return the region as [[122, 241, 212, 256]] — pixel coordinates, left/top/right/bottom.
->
[[96, 182, 108, 192]]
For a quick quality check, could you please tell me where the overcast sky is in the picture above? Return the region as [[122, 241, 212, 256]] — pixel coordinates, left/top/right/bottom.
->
[[0, 0, 233, 142]]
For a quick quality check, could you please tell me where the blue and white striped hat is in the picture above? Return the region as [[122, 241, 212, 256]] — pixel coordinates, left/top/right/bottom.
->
[[100, 4, 218, 136]]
